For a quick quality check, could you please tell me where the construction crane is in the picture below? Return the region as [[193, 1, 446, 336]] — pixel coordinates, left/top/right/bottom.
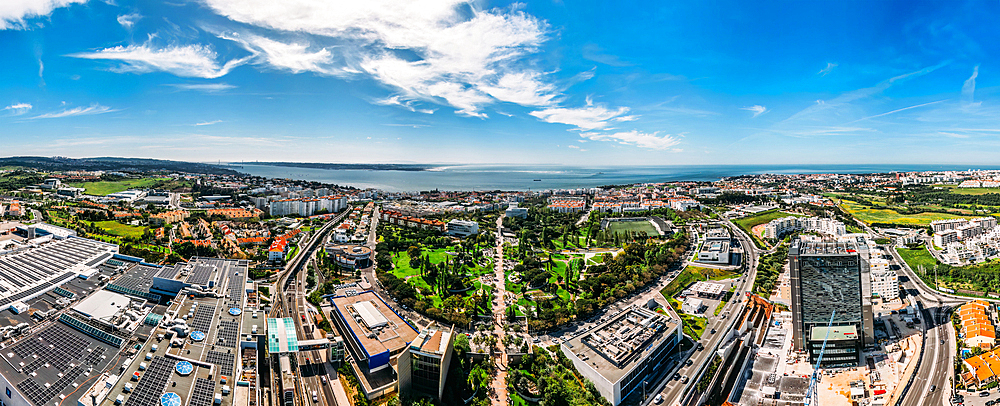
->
[[804, 311, 836, 406]]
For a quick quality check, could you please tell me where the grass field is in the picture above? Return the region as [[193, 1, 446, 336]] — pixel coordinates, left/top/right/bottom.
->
[[660, 265, 740, 299], [840, 200, 975, 225], [605, 219, 659, 236], [84, 220, 146, 238], [931, 184, 1000, 196], [66, 178, 169, 195], [896, 247, 942, 273], [733, 210, 803, 248]]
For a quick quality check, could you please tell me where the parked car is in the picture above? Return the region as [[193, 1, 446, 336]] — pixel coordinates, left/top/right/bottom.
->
[[681, 376, 689, 384], [685, 359, 693, 366], [654, 394, 664, 404]]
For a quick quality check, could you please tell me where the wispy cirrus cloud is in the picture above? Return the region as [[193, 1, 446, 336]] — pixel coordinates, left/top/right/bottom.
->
[[69, 42, 251, 78], [741, 105, 767, 118], [962, 65, 980, 108], [117, 12, 141, 29], [818, 62, 837, 76], [580, 130, 681, 150], [530, 97, 630, 130], [31, 104, 116, 119], [222, 33, 337, 75], [168, 83, 236, 92], [3, 103, 33, 116], [0, 0, 87, 30], [194, 120, 223, 126], [374, 96, 435, 114]]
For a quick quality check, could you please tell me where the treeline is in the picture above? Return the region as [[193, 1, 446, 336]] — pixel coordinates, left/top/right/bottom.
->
[[699, 192, 773, 206], [752, 244, 789, 297]]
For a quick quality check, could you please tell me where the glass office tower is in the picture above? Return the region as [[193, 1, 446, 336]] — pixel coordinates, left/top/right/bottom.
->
[[788, 238, 873, 366]]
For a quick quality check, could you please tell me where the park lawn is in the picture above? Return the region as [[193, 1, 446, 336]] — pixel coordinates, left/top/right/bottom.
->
[[734, 210, 803, 248], [390, 251, 422, 278], [84, 220, 146, 238], [840, 200, 976, 225], [895, 247, 941, 273], [605, 219, 659, 237], [66, 177, 169, 196]]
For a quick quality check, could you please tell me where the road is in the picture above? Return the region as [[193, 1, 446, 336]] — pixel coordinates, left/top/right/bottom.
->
[[269, 212, 347, 406], [888, 244, 963, 406], [648, 217, 759, 406]]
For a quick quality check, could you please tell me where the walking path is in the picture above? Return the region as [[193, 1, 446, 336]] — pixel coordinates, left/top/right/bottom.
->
[[490, 215, 510, 406]]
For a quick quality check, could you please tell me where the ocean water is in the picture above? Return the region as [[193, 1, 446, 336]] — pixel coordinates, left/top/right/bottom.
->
[[231, 163, 992, 193]]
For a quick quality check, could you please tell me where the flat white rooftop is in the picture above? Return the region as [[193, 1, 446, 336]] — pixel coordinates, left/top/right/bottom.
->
[[355, 300, 388, 329]]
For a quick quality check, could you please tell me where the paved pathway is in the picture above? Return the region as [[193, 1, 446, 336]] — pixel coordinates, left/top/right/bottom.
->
[[490, 215, 510, 406]]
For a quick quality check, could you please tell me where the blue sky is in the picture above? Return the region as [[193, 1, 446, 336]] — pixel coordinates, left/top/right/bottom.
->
[[1, 0, 999, 165]]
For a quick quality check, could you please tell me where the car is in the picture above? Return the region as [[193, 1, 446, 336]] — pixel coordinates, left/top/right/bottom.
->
[[685, 359, 693, 366], [673, 373, 680, 381], [681, 376, 689, 384], [710, 329, 717, 334], [654, 394, 664, 404], [312, 391, 319, 403], [981, 391, 989, 397], [321, 376, 327, 384], [986, 400, 994, 406], [930, 385, 936, 392], [941, 340, 945, 345]]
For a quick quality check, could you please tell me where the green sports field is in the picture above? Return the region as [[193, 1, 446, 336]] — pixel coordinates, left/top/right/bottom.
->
[[605, 219, 659, 236]]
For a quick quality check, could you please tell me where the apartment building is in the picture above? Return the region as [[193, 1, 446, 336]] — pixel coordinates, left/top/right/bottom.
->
[[763, 216, 846, 240]]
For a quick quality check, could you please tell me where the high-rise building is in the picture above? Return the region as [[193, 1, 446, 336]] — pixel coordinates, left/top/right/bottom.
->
[[788, 238, 873, 367], [398, 325, 455, 401]]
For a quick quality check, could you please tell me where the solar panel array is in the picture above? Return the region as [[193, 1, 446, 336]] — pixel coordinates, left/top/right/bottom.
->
[[186, 263, 214, 286], [123, 357, 177, 406], [11, 325, 89, 367], [215, 321, 239, 348], [111, 265, 162, 291], [155, 264, 180, 279], [188, 378, 216, 406], [17, 364, 86, 405], [189, 304, 216, 333], [10, 325, 108, 406], [205, 350, 235, 377], [0, 238, 110, 295]]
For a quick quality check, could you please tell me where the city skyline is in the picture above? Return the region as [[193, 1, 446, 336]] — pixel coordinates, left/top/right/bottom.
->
[[2, 0, 1000, 165]]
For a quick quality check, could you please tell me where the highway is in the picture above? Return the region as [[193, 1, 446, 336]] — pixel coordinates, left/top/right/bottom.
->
[[269, 211, 347, 406], [888, 244, 962, 406]]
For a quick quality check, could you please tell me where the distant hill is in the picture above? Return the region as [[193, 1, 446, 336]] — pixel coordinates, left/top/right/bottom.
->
[[0, 156, 240, 175], [243, 161, 438, 171]]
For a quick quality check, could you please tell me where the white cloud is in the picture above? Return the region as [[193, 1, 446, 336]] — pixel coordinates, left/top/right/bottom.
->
[[580, 130, 681, 150], [741, 105, 767, 118], [169, 83, 236, 91], [223, 33, 336, 75], [818, 62, 837, 76], [69, 43, 251, 79], [4, 103, 32, 115], [962, 65, 980, 108], [31, 104, 115, 119], [194, 120, 222, 126], [117, 12, 140, 29], [530, 97, 630, 130], [204, 0, 552, 116], [0, 0, 86, 30], [374, 96, 435, 114]]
